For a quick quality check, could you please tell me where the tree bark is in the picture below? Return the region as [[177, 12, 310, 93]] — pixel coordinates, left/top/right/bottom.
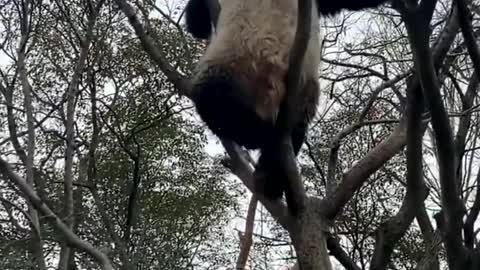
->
[[289, 201, 333, 270]]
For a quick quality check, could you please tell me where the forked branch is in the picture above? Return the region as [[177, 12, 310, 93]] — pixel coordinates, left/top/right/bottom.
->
[[455, 0, 480, 74]]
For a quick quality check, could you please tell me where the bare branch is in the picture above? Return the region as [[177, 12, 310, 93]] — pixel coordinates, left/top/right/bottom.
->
[[325, 118, 407, 219], [325, 0, 462, 220], [16, 0, 46, 268], [455, 0, 480, 74], [235, 195, 258, 270], [326, 71, 410, 193], [0, 196, 38, 236], [370, 64, 428, 270], [326, 235, 361, 270], [321, 57, 387, 79]]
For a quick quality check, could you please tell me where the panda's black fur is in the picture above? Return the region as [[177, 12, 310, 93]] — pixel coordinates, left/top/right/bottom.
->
[[318, 0, 390, 16], [185, 0, 389, 209]]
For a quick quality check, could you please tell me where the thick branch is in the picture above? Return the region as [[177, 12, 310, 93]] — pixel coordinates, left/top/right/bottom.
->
[[325, 118, 407, 218], [464, 167, 480, 249], [454, 73, 479, 241], [371, 187, 429, 270], [370, 67, 428, 270], [402, 4, 467, 268], [415, 229, 442, 270], [16, 1, 46, 268], [326, 235, 361, 270], [123, 142, 141, 245], [415, 202, 440, 270], [271, 0, 313, 215]]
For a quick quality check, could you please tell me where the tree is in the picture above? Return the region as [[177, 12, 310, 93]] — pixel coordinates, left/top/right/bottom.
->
[[0, 0, 234, 269]]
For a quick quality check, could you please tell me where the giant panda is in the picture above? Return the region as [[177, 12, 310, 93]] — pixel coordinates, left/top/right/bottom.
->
[[184, 0, 389, 212]]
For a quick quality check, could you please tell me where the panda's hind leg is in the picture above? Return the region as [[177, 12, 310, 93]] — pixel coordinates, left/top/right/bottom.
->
[[253, 78, 319, 206], [254, 137, 285, 200]]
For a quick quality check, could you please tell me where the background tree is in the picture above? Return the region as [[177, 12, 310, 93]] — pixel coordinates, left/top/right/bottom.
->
[[0, 0, 235, 269]]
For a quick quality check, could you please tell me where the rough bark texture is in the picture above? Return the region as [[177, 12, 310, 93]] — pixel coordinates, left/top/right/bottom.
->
[[289, 200, 333, 270]]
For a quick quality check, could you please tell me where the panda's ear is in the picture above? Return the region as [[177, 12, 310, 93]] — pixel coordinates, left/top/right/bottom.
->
[[317, 0, 389, 16], [185, 0, 213, 39]]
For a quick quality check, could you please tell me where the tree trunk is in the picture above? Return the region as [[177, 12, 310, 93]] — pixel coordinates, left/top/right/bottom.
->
[[289, 202, 333, 270]]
